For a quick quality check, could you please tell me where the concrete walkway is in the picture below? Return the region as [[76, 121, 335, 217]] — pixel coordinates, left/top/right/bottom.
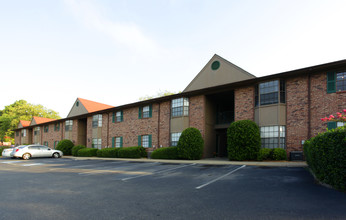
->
[[63, 156, 307, 167]]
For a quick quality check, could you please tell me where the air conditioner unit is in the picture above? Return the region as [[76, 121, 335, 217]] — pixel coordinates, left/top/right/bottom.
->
[[290, 151, 304, 161]]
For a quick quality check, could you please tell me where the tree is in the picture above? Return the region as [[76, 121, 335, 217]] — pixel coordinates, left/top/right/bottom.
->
[[139, 90, 180, 101], [0, 100, 61, 141]]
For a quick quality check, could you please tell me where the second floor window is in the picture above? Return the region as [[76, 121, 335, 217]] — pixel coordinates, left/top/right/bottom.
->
[[172, 98, 189, 117], [54, 123, 60, 131], [21, 129, 27, 137], [139, 105, 152, 119], [255, 80, 285, 107], [34, 127, 40, 136], [65, 120, 73, 132], [92, 114, 102, 128], [44, 126, 49, 133]]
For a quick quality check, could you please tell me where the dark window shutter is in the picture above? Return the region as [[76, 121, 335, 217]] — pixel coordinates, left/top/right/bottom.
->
[[138, 135, 142, 146], [120, 137, 123, 147], [112, 137, 115, 148], [327, 72, 336, 93], [138, 107, 142, 119], [149, 104, 152, 118], [121, 110, 123, 122], [148, 135, 152, 147], [327, 121, 337, 130], [112, 112, 115, 123]]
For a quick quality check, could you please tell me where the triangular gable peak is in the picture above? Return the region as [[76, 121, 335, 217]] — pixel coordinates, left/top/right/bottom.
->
[[67, 98, 114, 118], [30, 116, 56, 126], [183, 54, 256, 92], [18, 120, 31, 128]]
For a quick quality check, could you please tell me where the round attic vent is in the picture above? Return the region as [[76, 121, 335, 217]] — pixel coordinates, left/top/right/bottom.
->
[[211, 61, 220, 70]]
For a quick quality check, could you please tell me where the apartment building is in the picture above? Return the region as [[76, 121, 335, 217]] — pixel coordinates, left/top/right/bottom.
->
[[14, 55, 346, 158]]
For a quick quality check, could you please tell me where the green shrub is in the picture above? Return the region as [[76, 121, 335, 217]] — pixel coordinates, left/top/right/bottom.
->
[[177, 127, 204, 160], [272, 148, 287, 160], [118, 146, 146, 158], [71, 145, 86, 157], [151, 147, 178, 159], [304, 126, 346, 192], [227, 120, 261, 161], [77, 148, 98, 157], [257, 148, 273, 161], [0, 146, 10, 156], [56, 139, 74, 155], [97, 148, 119, 158]]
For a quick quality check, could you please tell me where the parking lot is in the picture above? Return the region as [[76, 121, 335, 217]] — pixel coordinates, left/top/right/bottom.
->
[[0, 157, 345, 220]]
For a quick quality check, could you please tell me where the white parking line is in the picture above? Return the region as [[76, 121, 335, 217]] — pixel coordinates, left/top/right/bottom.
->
[[22, 163, 44, 167], [195, 165, 246, 190], [122, 163, 196, 181], [1, 161, 23, 164]]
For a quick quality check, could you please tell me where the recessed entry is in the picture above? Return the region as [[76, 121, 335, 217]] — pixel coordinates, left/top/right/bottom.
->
[[211, 61, 220, 70]]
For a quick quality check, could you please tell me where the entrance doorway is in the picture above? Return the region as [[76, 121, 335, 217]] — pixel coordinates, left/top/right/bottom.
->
[[216, 129, 228, 157], [77, 118, 87, 146]]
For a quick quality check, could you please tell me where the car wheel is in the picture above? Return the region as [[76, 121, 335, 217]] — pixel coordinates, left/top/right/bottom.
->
[[22, 153, 31, 160], [52, 153, 60, 158]]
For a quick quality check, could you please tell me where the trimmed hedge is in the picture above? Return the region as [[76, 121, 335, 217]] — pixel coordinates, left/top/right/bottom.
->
[[0, 146, 10, 156], [257, 148, 287, 161], [97, 148, 119, 158], [304, 126, 346, 192], [227, 120, 261, 161], [77, 148, 98, 157], [151, 147, 178, 159], [56, 139, 74, 155], [71, 145, 86, 157], [118, 146, 146, 158], [177, 127, 204, 160]]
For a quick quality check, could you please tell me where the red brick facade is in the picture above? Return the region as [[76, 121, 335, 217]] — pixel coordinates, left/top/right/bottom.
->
[[189, 95, 205, 139], [234, 86, 254, 121]]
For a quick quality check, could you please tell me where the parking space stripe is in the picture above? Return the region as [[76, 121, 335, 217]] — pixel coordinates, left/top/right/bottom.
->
[[121, 163, 196, 181], [1, 161, 23, 164], [195, 165, 246, 190], [22, 163, 44, 167]]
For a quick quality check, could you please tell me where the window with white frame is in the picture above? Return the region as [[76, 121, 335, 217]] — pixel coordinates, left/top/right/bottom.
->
[[336, 72, 346, 92], [255, 80, 286, 106], [92, 138, 102, 149], [142, 106, 150, 118], [21, 129, 27, 137], [172, 98, 189, 117], [65, 120, 73, 131], [115, 137, 122, 148], [116, 111, 123, 122], [171, 132, 181, 146], [337, 122, 345, 127], [142, 135, 149, 148], [260, 126, 286, 149], [34, 127, 40, 136], [92, 114, 102, 128]]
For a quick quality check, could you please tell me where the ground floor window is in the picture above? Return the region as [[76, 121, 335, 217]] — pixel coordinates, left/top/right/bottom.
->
[[337, 122, 345, 127], [171, 132, 181, 146], [260, 126, 286, 149], [92, 138, 102, 149], [138, 135, 152, 148], [112, 137, 123, 148]]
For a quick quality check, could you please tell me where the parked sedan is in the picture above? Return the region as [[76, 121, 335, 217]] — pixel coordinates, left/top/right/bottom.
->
[[1, 146, 24, 158], [11, 145, 63, 160]]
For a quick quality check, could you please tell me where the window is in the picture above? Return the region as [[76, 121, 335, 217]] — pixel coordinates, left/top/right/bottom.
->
[[328, 71, 346, 93], [260, 126, 286, 149], [16, 131, 19, 137], [92, 138, 102, 149], [171, 132, 181, 146], [54, 141, 59, 149], [138, 135, 152, 148], [328, 121, 345, 130], [172, 98, 189, 117], [22, 129, 26, 137], [34, 127, 40, 136], [139, 105, 152, 119], [54, 123, 60, 131], [255, 80, 285, 106], [44, 141, 48, 147], [65, 120, 73, 131], [113, 111, 123, 123], [92, 114, 102, 128], [44, 125, 49, 133], [112, 137, 123, 148]]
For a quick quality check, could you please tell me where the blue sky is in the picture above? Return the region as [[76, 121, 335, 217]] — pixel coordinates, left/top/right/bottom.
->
[[1, 0, 345, 117]]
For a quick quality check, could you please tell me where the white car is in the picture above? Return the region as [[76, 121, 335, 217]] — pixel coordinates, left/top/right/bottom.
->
[[11, 145, 63, 160], [1, 146, 23, 158]]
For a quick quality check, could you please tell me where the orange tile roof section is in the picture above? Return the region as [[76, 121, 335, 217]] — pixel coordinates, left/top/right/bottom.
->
[[78, 98, 114, 113], [20, 120, 31, 127], [32, 116, 56, 124]]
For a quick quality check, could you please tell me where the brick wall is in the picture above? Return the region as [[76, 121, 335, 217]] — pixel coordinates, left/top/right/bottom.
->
[[158, 101, 171, 147], [86, 116, 92, 148], [286, 75, 309, 152], [234, 86, 254, 121], [189, 95, 205, 139], [41, 123, 62, 148]]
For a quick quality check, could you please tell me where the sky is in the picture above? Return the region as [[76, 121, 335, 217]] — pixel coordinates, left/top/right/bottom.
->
[[1, 0, 345, 118]]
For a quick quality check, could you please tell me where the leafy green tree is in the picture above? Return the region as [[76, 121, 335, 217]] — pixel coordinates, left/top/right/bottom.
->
[[0, 100, 60, 141], [139, 90, 180, 101]]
